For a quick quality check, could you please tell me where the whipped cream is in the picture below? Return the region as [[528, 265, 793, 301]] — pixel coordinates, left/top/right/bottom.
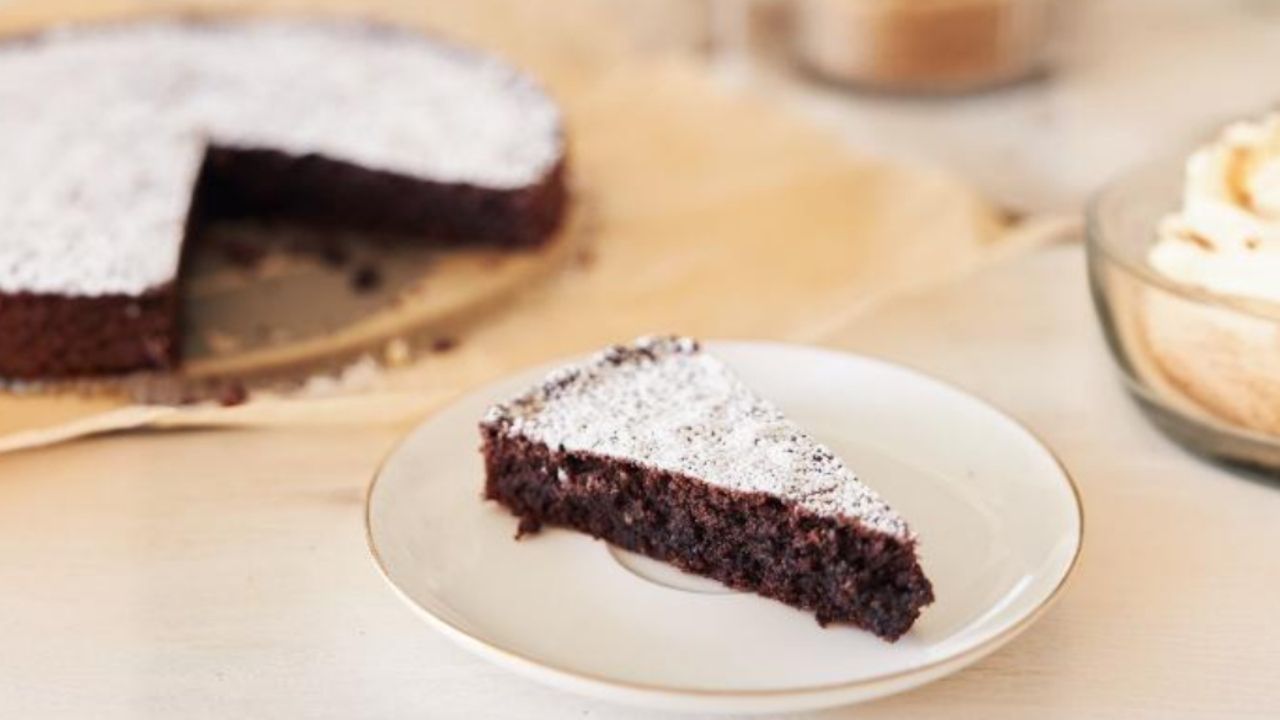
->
[[1150, 114, 1280, 304]]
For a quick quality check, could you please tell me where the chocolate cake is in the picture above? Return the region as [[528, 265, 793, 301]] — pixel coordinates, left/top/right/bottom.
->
[[0, 20, 567, 379], [480, 336, 934, 641]]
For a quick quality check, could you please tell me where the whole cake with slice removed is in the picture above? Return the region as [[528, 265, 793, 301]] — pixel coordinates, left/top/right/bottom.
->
[[0, 20, 566, 379], [480, 336, 934, 641]]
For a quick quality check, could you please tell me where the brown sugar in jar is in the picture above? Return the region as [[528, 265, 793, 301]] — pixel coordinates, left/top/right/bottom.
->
[[795, 0, 1054, 93]]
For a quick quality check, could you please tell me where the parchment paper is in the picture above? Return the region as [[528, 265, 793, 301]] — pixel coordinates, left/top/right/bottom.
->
[[0, 0, 1012, 455]]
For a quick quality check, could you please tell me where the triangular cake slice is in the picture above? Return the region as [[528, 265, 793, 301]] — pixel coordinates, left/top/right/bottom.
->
[[480, 336, 934, 641]]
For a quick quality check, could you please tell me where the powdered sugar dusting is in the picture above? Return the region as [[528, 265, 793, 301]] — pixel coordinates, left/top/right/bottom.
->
[[0, 20, 563, 296], [484, 336, 912, 539]]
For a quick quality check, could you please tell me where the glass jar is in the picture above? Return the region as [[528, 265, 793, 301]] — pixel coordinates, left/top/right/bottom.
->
[[793, 0, 1055, 94]]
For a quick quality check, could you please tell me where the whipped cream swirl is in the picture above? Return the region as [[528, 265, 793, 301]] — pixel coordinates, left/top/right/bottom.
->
[[1151, 114, 1280, 304]]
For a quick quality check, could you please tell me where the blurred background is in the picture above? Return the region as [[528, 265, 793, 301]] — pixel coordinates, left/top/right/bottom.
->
[[612, 0, 1280, 213]]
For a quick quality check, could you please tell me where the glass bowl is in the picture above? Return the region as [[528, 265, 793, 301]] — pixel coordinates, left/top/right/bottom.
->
[[1087, 152, 1280, 474]]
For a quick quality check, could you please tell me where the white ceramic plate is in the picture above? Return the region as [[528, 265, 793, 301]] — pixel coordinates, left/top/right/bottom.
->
[[366, 342, 1083, 715]]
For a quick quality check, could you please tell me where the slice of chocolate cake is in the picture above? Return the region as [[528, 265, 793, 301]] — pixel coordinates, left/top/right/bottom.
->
[[0, 20, 567, 379], [480, 336, 934, 641]]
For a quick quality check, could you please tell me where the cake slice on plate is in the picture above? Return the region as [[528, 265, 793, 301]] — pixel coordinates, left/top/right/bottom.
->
[[480, 336, 934, 641]]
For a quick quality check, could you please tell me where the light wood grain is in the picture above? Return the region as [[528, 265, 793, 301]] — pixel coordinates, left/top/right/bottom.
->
[[820, 245, 1280, 720], [1, 244, 1276, 719]]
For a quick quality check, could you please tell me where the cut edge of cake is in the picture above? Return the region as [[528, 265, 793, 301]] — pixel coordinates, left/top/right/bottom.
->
[[480, 335, 934, 641]]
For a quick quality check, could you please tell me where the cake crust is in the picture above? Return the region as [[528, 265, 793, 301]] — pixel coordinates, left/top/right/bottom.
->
[[0, 287, 180, 377]]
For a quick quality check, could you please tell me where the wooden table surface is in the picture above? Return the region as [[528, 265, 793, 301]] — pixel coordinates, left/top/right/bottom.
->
[[2, 244, 1277, 719]]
